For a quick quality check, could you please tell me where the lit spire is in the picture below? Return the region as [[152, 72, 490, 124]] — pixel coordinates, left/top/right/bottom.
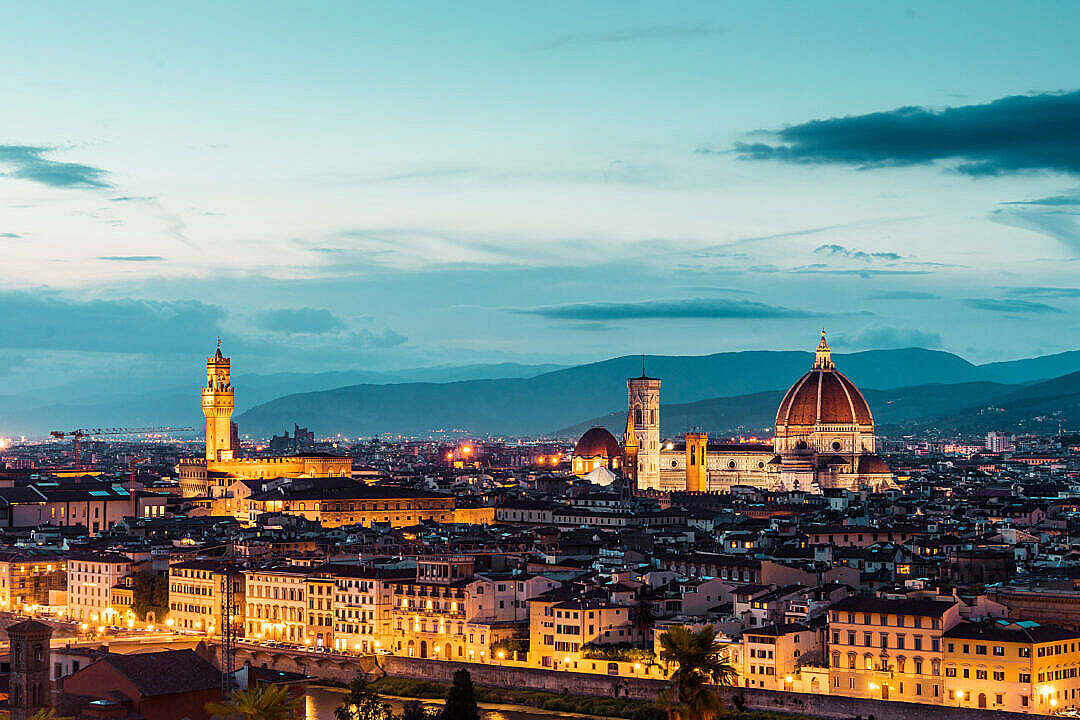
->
[[813, 329, 834, 369], [624, 408, 637, 449]]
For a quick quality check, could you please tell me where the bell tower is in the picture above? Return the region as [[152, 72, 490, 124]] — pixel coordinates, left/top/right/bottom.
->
[[627, 356, 661, 490], [685, 431, 708, 492], [203, 341, 235, 461], [6, 619, 53, 720]]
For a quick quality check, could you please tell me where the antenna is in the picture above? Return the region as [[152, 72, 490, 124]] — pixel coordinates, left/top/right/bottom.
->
[[641, 353, 646, 377]]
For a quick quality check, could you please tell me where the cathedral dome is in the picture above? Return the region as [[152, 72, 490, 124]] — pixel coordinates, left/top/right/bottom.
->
[[775, 332, 873, 428], [574, 427, 622, 459]]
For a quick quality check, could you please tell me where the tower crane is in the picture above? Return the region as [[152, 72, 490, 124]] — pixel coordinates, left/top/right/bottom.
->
[[48, 426, 193, 470]]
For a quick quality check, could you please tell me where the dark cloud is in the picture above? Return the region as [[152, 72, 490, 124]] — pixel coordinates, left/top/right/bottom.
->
[[0, 145, 110, 188], [733, 90, 1080, 177], [97, 256, 165, 262], [0, 291, 222, 353], [964, 298, 1064, 314], [0, 232, 20, 239], [789, 266, 931, 277], [513, 297, 820, 321], [833, 324, 942, 349], [531, 24, 722, 51], [253, 307, 347, 335], [1000, 190, 1080, 206], [867, 290, 939, 300], [813, 244, 903, 261], [1005, 286, 1080, 298]]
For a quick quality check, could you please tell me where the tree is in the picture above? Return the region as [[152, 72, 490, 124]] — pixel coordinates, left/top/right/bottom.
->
[[398, 700, 434, 720], [438, 669, 479, 720], [334, 677, 392, 720], [632, 591, 657, 648], [132, 570, 168, 621], [206, 683, 303, 720], [658, 625, 738, 720]]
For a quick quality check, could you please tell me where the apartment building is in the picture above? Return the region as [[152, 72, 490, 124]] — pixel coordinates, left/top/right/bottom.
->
[[827, 596, 961, 704], [388, 557, 472, 661], [317, 565, 413, 654], [243, 566, 309, 643], [736, 623, 821, 691], [942, 620, 1080, 713], [67, 551, 132, 622], [168, 559, 245, 634], [304, 575, 335, 648], [527, 586, 636, 671]]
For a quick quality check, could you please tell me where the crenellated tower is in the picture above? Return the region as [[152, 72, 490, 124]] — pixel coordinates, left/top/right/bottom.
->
[[203, 341, 235, 461], [685, 431, 708, 492], [627, 356, 661, 490]]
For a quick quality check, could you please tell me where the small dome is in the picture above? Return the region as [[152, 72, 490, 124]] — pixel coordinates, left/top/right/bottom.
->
[[857, 454, 891, 474], [574, 427, 621, 459]]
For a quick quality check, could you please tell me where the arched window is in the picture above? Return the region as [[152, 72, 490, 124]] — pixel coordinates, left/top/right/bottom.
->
[[635, 409, 642, 424]]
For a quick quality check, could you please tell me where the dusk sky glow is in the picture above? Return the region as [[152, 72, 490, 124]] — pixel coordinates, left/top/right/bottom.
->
[[3, 1, 1080, 392]]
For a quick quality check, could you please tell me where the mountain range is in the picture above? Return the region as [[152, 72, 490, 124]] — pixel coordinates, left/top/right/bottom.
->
[[232, 348, 1080, 438]]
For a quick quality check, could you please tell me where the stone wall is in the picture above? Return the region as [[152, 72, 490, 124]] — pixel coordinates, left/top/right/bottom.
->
[[218, 643, 1035, 720]]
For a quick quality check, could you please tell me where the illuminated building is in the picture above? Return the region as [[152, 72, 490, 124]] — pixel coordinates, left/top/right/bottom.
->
[[570, 427, 622, 477], [243, 566, 309, 643], [168, 559, 245, 634], [0, 551, 65, 614], [245, 482, 454, 528], [942, 620, 1080, 713], [574, 332, 894, 493], [317, 565, 413, 654], [178, 345, 351, 498], [66, 551, 132, 622]]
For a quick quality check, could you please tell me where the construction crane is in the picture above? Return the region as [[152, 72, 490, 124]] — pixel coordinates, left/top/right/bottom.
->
[[49, 426, 193, 470]]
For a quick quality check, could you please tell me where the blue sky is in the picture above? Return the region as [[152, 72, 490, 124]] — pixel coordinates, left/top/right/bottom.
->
[[3, 0, 1080, 391]]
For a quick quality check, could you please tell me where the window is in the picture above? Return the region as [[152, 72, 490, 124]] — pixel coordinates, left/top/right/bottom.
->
[[993, 671, 1004, 682], [993, 645, 1005, 656]]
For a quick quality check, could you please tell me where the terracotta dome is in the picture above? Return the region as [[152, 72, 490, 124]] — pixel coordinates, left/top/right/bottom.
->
[[857, 454, 891, 474], [776, 333, 872, 428], [574, 427, 622, 459]]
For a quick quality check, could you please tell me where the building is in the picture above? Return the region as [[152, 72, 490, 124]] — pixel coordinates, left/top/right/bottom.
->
[[178, 345, 351, 498], [318, 565, 413, 654], [59, 649, 223, 720], [574, 332, 894, 494], [0, 551, 66, 614], [67, 551, 132, 623], [388, 557, 473, 661], [243, 566, 310, 643], [246, 482, 455, 528], [6, 619, 54, 720], [571, 427, 623, 477], [827, 596, 960, 704], [168, 559, 245, 635], [942, 619, 1080, 713]]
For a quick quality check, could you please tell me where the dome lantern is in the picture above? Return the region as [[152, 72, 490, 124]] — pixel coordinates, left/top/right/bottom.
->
[[813, 329, 834, 370]]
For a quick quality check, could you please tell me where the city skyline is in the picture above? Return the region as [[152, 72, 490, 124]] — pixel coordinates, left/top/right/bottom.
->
[[3, 1, 1080, 397]]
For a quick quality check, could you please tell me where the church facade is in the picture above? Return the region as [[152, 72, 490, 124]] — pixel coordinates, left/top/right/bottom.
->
[[574, 332, 893, 494], [178, 345, 352, 497]]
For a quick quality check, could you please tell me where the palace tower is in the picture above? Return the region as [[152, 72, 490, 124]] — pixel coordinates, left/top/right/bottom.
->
[[202, 342, 235, 461]]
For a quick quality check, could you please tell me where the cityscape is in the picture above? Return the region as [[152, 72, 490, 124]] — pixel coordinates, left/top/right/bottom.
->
[[3, 3, 1080, 720]]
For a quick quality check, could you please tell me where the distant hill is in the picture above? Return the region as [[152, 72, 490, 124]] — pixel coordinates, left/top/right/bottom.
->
[[558, 381, 1020, 439], [888, 370, 1080, 435], [0, 361, 564, 437], [234, 347, 1080, 437]]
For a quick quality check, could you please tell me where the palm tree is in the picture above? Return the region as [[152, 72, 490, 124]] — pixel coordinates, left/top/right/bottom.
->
[[206, 683, 303, 720], [658, 625, 738, 720]]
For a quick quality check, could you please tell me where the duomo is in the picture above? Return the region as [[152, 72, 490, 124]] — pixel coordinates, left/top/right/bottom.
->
[[571, 331, 894, 494]]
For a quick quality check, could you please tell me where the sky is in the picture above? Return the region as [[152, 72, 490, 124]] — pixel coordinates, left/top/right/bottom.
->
[[3, 0, 1080, 393]]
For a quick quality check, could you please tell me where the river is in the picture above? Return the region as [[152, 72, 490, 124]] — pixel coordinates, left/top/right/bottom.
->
[[303, 684, 619, 720]]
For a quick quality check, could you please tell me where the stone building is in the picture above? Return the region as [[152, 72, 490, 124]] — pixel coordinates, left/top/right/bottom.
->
[[6, 619, 53, 720]]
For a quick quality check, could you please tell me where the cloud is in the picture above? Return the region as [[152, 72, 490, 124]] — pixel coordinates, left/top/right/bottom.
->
[[512, 297, 821, 321], [531, 23, 722, 51], [990, 204, 1080, 253], [0, 145, 110, 188], [1004, 286, 1080, 298], [789, 266, 931, 277], [813, 244, 903, 261], [1000, 190, 1080, 206], [733, 90, 1080, 176], [964, 298, 1064, 314], [97, 255, 165, 262], [345, 328, 408, 349], [834, 324, 942, 349], [0, 232, 21, 239], [867, 290, 939, 300], [0, 291, 222, 353], [253, 307, 347, 335]]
